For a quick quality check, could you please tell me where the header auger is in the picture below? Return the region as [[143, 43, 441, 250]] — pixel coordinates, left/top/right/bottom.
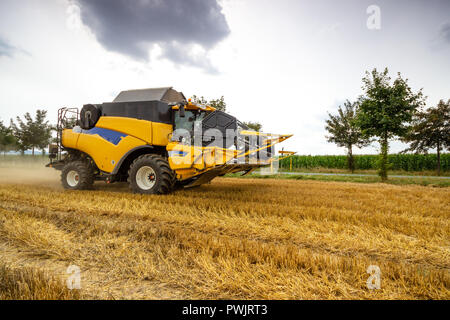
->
[[47, 87, 293, 194]]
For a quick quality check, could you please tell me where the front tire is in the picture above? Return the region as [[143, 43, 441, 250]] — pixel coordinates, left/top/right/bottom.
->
[[128, 154, 175, 194], [61, 161, 94, 190]]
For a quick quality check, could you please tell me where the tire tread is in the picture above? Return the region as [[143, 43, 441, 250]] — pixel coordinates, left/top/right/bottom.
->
[[127, 154, 175, 194]]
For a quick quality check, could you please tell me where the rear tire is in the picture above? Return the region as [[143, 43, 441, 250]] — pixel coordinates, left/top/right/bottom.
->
[[128, 154, 175, 194], [61, 161, 95, 190]]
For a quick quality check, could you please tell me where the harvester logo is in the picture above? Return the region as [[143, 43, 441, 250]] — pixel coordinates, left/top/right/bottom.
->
[[83, 127, 127, 145]]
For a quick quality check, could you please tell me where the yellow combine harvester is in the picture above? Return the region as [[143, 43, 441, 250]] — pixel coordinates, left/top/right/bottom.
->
[[47, 87, 293, 194]]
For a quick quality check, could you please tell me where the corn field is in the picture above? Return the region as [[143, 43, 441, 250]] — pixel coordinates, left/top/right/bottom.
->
[[280, 153, 449, 172]]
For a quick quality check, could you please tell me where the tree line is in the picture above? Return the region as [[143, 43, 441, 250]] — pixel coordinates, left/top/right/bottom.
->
[[325, 68, 449, 178], [0, 110, 52, 156], [3, 79, 447, 179]]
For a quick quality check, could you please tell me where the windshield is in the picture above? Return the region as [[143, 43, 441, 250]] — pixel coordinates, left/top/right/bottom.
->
[[174, 110, 208, 132]]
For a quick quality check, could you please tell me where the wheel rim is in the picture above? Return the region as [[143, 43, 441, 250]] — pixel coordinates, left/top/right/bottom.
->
[[66, 170, 80, 187], [136, 166, 156, 190]]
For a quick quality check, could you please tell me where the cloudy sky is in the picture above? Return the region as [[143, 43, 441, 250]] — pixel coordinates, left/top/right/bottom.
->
[[0, 0, 449, 155]]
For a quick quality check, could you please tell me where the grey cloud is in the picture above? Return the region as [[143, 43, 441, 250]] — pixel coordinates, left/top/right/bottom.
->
[[75, 0, 230, 72], [161, 41, 219, 74], [0, 37, 17, 57], [0, 36, 30, 58], [440, 22, 450, 44]]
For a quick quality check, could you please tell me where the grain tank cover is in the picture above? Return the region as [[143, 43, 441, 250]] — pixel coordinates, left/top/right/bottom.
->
[[113, 87, 186, 104], [94, 87, 186, 125]]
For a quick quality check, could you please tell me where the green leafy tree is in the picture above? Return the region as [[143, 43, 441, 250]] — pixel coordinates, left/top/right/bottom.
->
[[242, 121, 262, 132], [10, 114, 32, 155], [10, 110, 53, 156], [357, 68, 425, 180], [34, 110, 53, 155], [0, 120, 16, 155], [190, 95, 227, 112], [0, 120, 7, 151], [209, 96, 227, 112], [401, 99, 450, 175], [190, 95, 207, 106], [325, 100, 371, 172]]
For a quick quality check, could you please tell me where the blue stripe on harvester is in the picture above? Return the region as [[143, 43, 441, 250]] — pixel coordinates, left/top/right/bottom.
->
[[83, 127, 127, 145]]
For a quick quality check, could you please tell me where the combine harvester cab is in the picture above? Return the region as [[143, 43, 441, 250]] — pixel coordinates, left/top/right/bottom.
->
[[47, 87, 293, 194]]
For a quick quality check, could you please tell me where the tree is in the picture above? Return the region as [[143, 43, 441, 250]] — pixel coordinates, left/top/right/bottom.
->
[[325, 100, 370, 172], [34, 110, 53, 155], [190, 95, 227, 112], [209, 96, 227, 112], [242, 121, 262, 132], [190, 95, 263, 132], [356, 68, 425, 180], [10, 114, 32, 155], [10, 110, 53, 156], [0, 120, 16, 155], [401, 99, 450, 175]]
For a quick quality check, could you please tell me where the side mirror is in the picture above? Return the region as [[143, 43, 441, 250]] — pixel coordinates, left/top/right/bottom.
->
[[179, 105, 185, 118]]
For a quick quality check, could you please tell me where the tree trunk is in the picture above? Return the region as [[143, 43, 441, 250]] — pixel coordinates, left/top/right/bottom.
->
[[437, 141, 441, 176], [379, 134, 389, 181], [32, 147, 34, 156], [347, 145, 354, 173]]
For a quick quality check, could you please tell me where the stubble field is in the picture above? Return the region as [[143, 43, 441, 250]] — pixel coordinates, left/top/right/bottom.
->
[[0, 166, 448, 299]]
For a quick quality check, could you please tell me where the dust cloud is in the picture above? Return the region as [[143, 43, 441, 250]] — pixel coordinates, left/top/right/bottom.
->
[[0, 157, 129, 192], [0, 157, 60, 188], [0, 166, 61, 188]]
